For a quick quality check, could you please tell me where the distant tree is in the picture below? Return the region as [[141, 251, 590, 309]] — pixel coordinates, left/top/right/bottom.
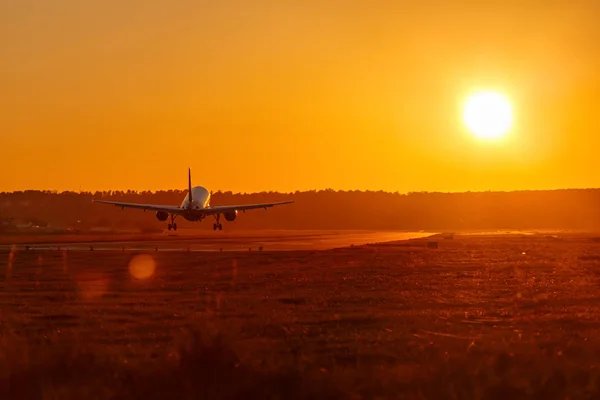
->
[[2, 188, 600, 231]]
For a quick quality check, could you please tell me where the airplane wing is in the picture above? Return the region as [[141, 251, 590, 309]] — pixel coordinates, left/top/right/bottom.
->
[[202, 200, 295, 215], [93, 200, 184, 214]]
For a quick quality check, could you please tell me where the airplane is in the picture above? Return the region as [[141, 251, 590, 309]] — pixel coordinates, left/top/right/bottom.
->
[[93, 168, 294, 231]]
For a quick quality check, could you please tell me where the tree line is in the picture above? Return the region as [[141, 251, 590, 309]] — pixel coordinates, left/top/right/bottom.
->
[[1, 188, 600, 231]]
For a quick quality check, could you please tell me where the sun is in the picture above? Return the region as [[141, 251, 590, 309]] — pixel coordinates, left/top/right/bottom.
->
[[463, 91, 513, 139]]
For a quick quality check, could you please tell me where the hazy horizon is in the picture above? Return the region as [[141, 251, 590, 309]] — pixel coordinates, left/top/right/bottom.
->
[[4, 186, 600, 231], [5, 185, 600, 196]]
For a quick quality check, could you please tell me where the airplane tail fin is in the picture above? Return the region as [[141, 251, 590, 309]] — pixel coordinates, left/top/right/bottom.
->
[[188, 168, 193, 206]]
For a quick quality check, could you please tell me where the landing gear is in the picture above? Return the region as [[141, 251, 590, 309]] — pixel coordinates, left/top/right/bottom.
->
[[213, 214, 222, 231], [167, 215, 178, 231]]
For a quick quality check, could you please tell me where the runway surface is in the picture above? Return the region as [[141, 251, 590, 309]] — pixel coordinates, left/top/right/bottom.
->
[[0, 230, 435, 252]]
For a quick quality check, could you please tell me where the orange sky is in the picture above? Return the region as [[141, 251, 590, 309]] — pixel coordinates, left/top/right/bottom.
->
[[1, 1, 599, 193]]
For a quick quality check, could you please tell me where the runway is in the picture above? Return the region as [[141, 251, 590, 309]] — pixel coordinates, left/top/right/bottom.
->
[[0, 230, 435, 252]]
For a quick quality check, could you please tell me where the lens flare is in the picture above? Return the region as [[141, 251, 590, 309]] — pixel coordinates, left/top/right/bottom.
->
[[128, 254, 156, 280], [7, 245, 16, 281]]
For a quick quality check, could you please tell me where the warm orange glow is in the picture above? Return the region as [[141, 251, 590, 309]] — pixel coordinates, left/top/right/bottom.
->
[[1, 3, 599, 193], [76, 273, 109, 299], [463, 91, 513, 140], [7, 246, 16, 281], [128, 254, 156, 280]]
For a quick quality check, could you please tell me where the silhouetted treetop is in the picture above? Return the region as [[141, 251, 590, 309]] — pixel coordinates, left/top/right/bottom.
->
[[1, 188, 599, 230]]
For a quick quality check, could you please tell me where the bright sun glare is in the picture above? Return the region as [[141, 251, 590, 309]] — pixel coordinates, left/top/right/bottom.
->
[[463, 91, 513, 139]]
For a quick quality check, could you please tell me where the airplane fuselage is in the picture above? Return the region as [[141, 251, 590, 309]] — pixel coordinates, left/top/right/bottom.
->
[[179, 186, 211, 221]]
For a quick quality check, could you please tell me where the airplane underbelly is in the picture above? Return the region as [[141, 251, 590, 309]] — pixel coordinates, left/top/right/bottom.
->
[[183, 212, 204, 222]]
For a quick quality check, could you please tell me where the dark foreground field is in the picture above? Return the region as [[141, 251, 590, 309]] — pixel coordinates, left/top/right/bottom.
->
[[2, 234, 600, 399]]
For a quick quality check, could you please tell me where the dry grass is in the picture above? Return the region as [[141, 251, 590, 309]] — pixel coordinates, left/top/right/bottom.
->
[[2, 234, 600, 399], [0, 229, 351, 246]]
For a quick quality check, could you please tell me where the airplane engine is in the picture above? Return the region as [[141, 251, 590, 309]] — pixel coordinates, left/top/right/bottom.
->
[[156, 211, 169, 221], [224, 210, 238, 222]]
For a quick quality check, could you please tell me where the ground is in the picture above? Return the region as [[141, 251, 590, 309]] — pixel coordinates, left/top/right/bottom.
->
[[1, 232, 600, 399]]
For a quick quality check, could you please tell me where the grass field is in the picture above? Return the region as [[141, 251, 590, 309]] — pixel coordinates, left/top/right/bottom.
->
[[2, 233, 600, 399], [0, 229, 373, 245]]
